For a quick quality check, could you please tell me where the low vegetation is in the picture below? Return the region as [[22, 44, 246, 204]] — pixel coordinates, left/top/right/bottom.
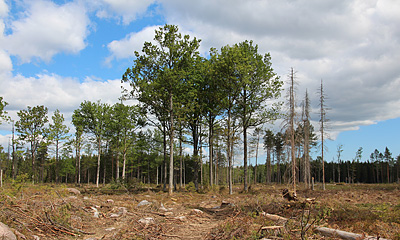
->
[[0, 183, 398, 239]]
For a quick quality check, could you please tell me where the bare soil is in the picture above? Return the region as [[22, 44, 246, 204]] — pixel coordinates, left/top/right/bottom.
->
[[1, 183, 399, 239]]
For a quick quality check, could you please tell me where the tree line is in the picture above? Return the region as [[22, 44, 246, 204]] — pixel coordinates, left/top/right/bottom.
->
[[0, 25, 399, 193]]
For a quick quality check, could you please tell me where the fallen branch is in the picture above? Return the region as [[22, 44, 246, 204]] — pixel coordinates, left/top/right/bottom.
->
[[314, 227, 387, 240], [263, 213, 389, 240]]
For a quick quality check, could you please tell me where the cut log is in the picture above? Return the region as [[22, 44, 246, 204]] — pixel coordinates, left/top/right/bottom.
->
[[262, 212, 389, 240], [261, 212, 287, 222], [314, 227, 388, 240]]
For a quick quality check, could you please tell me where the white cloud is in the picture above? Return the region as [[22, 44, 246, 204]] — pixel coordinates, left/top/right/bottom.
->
[[154, 0, 400, 138], [105, 25, 160, 64], [0, 49, 12, 73], [0, 73, 126, 132], [3, 0, 90, 63], [93, 0, 156, 25], [1, 74, 123, 111], [0, 0, 8, 18]]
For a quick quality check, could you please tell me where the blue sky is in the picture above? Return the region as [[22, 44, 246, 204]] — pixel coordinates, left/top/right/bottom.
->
[[0, 0, 399, 164]]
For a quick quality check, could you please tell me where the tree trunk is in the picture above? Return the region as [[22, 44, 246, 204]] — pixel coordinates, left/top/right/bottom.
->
[[290, 69, 296, 194], [387, 162, 390, 183], [55, 139, 59, 183], [304, 119, 310, 187], [31, 143, 36, 184], [116, 151, 120, 181], [12, 121, 17, 180], [209, 117, 213, 186], [243, 125, 248, 192], [122, 138, 127, 180], [266, 148, 271, 183], [169, 93, 174, 195], [163, 124, 167, 191], [96, 137, 101, 188], [227, 107, 233, 195], [255, 136, 259, 184]]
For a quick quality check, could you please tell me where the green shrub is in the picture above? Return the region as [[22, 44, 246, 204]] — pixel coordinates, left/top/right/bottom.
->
[[185, 182, 196, 192]]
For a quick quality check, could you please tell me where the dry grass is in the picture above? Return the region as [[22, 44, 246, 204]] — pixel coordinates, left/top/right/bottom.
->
[[0, 182, 398, 239]]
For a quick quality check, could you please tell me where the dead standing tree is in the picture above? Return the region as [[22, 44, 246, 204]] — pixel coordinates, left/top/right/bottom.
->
[[318, 79, 329, 190], [301, 90, 312, 188], [285, 68, 298, 195]]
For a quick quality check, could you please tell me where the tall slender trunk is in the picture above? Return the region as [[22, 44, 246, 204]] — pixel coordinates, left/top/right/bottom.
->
[[277, 152, 281, 184], [179, 128, 183, 188], [116, 151, 120, 181], [320, 79, 326, 190], [31, 143, 36, 184], [304, 119, 310, 187], [227, 107, 233, 195], [215, 143, 219, 185], [243, 125, 248, 192], [290, 69, 296, 194], [77, 149, 81, 184], [209, 117, 213, 186], [122, 137, 127, 180], [266, 148, 271, 183], [255, 136, 259, 184], [193, 122, 200, 190], [387, 162, 390, 183], [96, 137, 101, 188], [163, 124, 167, 191], [169, 93, 174, 195], [12, 121, 16, 180], [55, 139, 59, 183], [243, 88, 248, 192]]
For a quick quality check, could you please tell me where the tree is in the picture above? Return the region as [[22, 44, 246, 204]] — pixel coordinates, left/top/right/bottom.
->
[[263, 129, 275, 183], [109, 103, 145, 180], [203, 51, 224, 187], [274, 132, 284, 183], [0, 97, 8, 124], [48, 109, 69, 183], [318, 79, 329, 190], [71, 113, 84, 184], [336, 144, 343, 183], [73, 100, 110, 187], [0, 97, 9, 179], [15, 105, 49, 183], [215, 44, 241, 194], [370, 149, 381, 183], [122, 24, 201, 195], [182, 57, 207, 190], [396, 155, 400, 183], [252, 127, 263, 184], [288, 68, 297, 194], [301, 90, 312, 188], [352, 147, 363, 183], [233, 41, 282, 192], [383, 147, 392, 183]]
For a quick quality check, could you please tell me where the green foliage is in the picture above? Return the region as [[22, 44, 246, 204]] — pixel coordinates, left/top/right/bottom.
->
[[0, 96, 9, 124], [51, 203, 72, 226], [15, 172, 30, 183], [108, 179, 127, 190], [185, 182, 196, 192]]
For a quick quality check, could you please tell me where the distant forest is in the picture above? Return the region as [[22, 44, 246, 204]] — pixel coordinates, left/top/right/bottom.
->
[[0, 25, 399, 192]]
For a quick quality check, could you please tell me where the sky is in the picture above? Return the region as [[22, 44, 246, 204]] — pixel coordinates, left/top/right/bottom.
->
[[0, 0, 399, 164]]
